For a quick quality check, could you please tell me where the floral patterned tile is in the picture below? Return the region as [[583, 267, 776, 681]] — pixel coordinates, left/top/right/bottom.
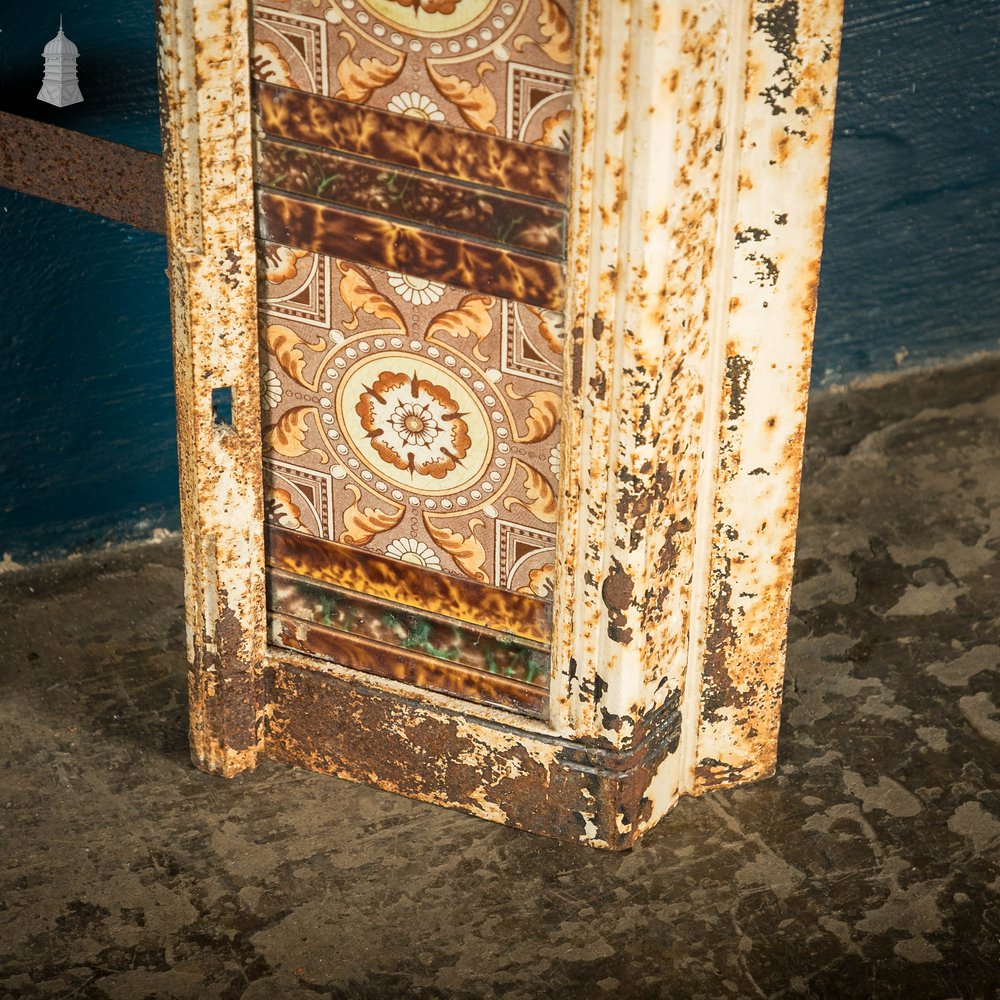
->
[[252, 0, 574, 148], [259, 250, 561, 599]]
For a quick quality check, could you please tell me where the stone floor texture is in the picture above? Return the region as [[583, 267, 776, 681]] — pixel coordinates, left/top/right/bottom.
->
[[2, 359, 1000, 999]]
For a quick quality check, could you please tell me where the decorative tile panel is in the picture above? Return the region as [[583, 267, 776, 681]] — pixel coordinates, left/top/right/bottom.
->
[[251, 1, 572, 144], [251, 0, 574, 710], [258, 256, 561, 596]]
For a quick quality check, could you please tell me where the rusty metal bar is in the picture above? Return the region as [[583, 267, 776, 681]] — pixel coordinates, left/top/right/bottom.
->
[[0, 111, 165, 233]]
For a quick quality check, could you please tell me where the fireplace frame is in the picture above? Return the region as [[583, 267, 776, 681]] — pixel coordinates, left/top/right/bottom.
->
[[158, 0, 843, 849]]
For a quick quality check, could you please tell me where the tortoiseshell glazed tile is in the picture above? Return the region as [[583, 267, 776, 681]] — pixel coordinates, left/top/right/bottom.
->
[[267, 528, 552, 642], [259, 192, 565, 309], [255, 84, 570, 204], [268, 564, 549, 687], [257, 138, 567, 256], [271, 611, 548, 715]]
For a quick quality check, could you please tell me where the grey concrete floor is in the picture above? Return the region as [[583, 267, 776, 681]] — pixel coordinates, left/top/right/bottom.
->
[[2, 360, 1000, 1000]]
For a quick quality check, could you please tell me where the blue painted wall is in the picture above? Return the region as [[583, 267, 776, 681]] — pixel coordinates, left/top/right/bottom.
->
[[0, 0, 997, 559], [816, 0, 1000, 383], [0, 2, 178, 561]]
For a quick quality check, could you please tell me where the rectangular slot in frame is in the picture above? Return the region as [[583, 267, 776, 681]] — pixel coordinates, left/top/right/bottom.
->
[[211, 385, 233, 426]]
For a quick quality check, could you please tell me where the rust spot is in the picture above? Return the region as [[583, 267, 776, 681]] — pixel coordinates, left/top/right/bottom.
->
[[636, 796, 655, 827], [615, 459, 674, 552], [657, 517, 692, 576], [189, 599, 265, 776], [572, 669, 610, 708], [695, 757, 752, 789], [631, 687, 683, 752], [593, 673, 608, 703], [747, 252, 779, 288], [600, 706, 624, 735], [725, 353, 752, 420], [602, 556, 634, 646], [570, 324, 585, 396], [221, 247, 241, 288], [268, 658, 677, 850], [756, 0, 802, 116], [735, 226, 770, 245], [699, 562, 750, 727]]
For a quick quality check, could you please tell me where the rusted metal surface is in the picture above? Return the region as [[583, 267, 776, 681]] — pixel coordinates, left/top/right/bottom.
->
[[161, 0, 843, 846], [0, 111, 165, 232], [158, 0, 268, 777], [550, 0, 843, 829], [266, 657, 681, 849], [553, 0, 749, 756], [686, 0, 845, 792]]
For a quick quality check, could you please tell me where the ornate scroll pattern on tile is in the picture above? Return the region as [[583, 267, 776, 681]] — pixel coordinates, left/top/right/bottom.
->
[[260, 255, 561, 599], [251, 1, 572, 146], [251, 0, 572, 706]]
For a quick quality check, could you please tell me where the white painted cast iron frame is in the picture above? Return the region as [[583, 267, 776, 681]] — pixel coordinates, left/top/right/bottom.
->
[[158, 0, 843, 848]]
